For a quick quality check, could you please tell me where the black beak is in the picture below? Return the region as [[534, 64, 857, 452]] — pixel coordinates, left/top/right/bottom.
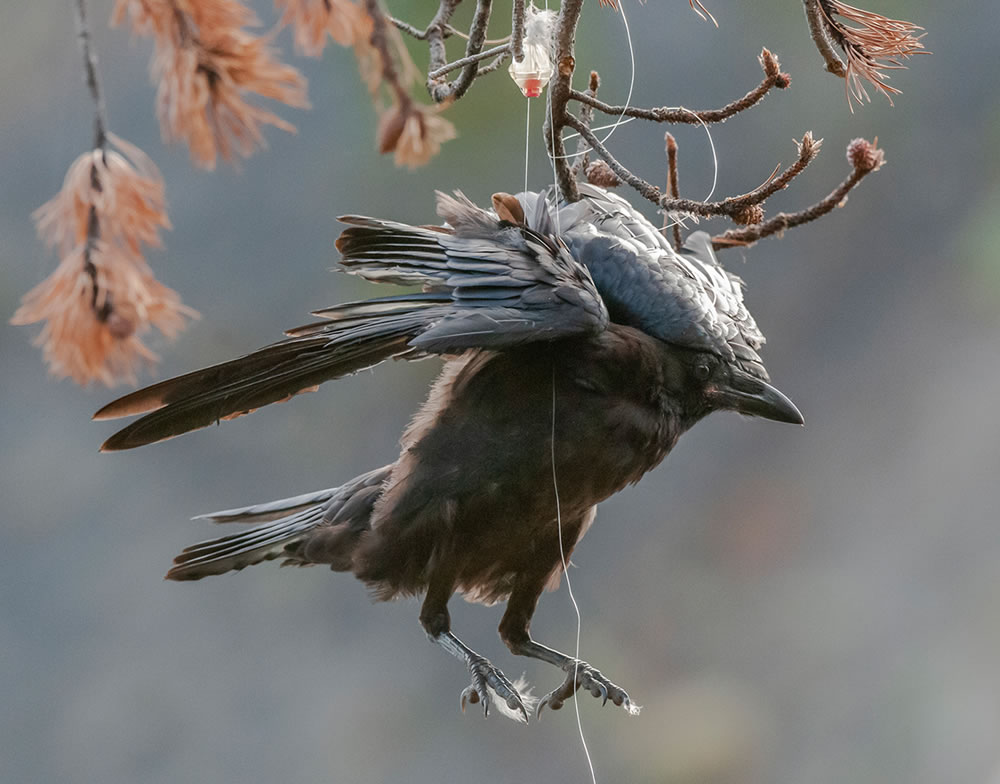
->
[[710, 367, 804, 425]]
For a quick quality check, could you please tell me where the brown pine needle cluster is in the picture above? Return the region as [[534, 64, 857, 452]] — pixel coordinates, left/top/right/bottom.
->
[[275, 0, 370, 56], [817, 0, 925, 109], [376, 97, 457, 170], [113, 0, 309, 168], [12, 135, 195, 386]]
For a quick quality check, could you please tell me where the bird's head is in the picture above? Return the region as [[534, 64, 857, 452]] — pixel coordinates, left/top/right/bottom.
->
[[663, 348, 804, 426]]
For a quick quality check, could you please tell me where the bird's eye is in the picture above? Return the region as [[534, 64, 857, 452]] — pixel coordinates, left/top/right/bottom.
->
[[693, 364, 711, 381]]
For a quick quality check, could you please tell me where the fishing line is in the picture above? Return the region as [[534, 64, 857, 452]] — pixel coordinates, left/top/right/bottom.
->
[[524, 97, 531, 194], [551, 364, 597, 784]]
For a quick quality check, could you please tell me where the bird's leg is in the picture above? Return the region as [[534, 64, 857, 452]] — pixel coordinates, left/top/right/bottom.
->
[[499, 576, 639, 717], [419, 568, 529, 722]]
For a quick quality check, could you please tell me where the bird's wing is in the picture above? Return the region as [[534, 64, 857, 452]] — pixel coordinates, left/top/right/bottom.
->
[[335, 191, 608, 352], [529, 185, 768, 376], [95, 192, 608, 450]]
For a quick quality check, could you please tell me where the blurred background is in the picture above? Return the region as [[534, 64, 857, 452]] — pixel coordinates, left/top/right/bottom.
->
[[2, 1, 998, 782]]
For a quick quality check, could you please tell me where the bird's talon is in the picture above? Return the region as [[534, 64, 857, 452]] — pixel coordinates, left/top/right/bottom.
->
[[540, 660, 633, 714], [460, 656, 528, 721]]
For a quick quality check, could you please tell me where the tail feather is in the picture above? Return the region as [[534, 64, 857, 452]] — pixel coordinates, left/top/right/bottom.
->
[[167, 506, 325, 581], [166, 466, 391, 581], [196, 487, 342, 524], [197, 465, 389, 524]]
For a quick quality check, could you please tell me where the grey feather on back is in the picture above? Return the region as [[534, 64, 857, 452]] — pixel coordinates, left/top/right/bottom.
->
[[510, 184, 769, 377]]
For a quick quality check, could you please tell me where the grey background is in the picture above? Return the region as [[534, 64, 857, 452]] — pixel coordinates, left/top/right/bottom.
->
[[3, 1, 999, 782]]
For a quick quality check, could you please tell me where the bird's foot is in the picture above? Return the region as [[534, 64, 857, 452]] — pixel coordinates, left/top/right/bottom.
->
[[460, 654, 529, 723], [536, 660, 640, 717]]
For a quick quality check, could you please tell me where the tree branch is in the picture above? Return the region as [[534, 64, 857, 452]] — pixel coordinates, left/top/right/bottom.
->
[[74, 0, 108, 153], [511, 0, 525, 62], [566, 112, 826, 225], [424, 0, 463, 80], [429, 0, 494, 102], [712, 138, 884, 248], [389, 15, 433, 40], [476, 51, 511, 77], [665, 133, 682, 249], [546, 0, 585, 202], [562, 111, 661, 204], [571, 71, 600, 179], [428, 42, 510, 81], [568, 49, 790, 125], [803, 0, 847, 76]]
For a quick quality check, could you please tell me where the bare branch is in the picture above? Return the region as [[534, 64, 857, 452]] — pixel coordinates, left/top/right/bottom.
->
[[562, 112, 662, 205], [74, 0, 108, 153], [424, 0, 463, 80], [712, 138, 884, 248], [365, 0, 408, 101], [428, 42, 510, 81], [429, 0, 494, 102], [511, 0, 526, 62], [569, 49, 790, 125], [571, 71, 600, 179], [476, 51, 511, 76], [566, 112, 825, 223], [389, 16, 434, 41], [803, 0, 847, 76], [546, 0, 585, 201], [665, 133, 682, 249]]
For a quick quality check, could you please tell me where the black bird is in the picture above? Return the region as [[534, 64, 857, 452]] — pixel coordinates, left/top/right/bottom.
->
[[95, 185, 802, 721]]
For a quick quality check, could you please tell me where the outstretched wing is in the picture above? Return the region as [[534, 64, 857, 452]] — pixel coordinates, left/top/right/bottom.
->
[[95, 192, 608, 450]]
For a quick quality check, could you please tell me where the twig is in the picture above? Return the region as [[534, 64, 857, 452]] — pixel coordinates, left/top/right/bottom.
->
[[74, 0, 108, 153], [428, 0, 494, 102], [571, 71, 600, 179], [476, 51, 511, 76], [568, 49, 790, 125], [511, 0, 525, 62], [566, 113, 824, 221], [366, 0, 408, 102], [563, 112, 661, 205], [546, 0, 585, 202], [664, 133, 682, 249], [803, 0, 847, 76], [428, 42, 510, 81], [73, 0, 110, 317], [425, 0, 463, 80], [712, 137, 884, 248], [389, 16, 431, 40]]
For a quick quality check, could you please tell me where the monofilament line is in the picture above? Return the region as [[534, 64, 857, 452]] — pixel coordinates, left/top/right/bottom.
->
[[524, 96, 531, 194], [551, 364, 597, 784]]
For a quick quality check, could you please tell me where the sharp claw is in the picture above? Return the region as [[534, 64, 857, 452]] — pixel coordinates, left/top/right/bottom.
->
[[539, 660, 635, 715]]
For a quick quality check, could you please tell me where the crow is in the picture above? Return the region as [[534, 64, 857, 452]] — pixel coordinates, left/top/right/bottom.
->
[[95, 185, 802, 722]]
